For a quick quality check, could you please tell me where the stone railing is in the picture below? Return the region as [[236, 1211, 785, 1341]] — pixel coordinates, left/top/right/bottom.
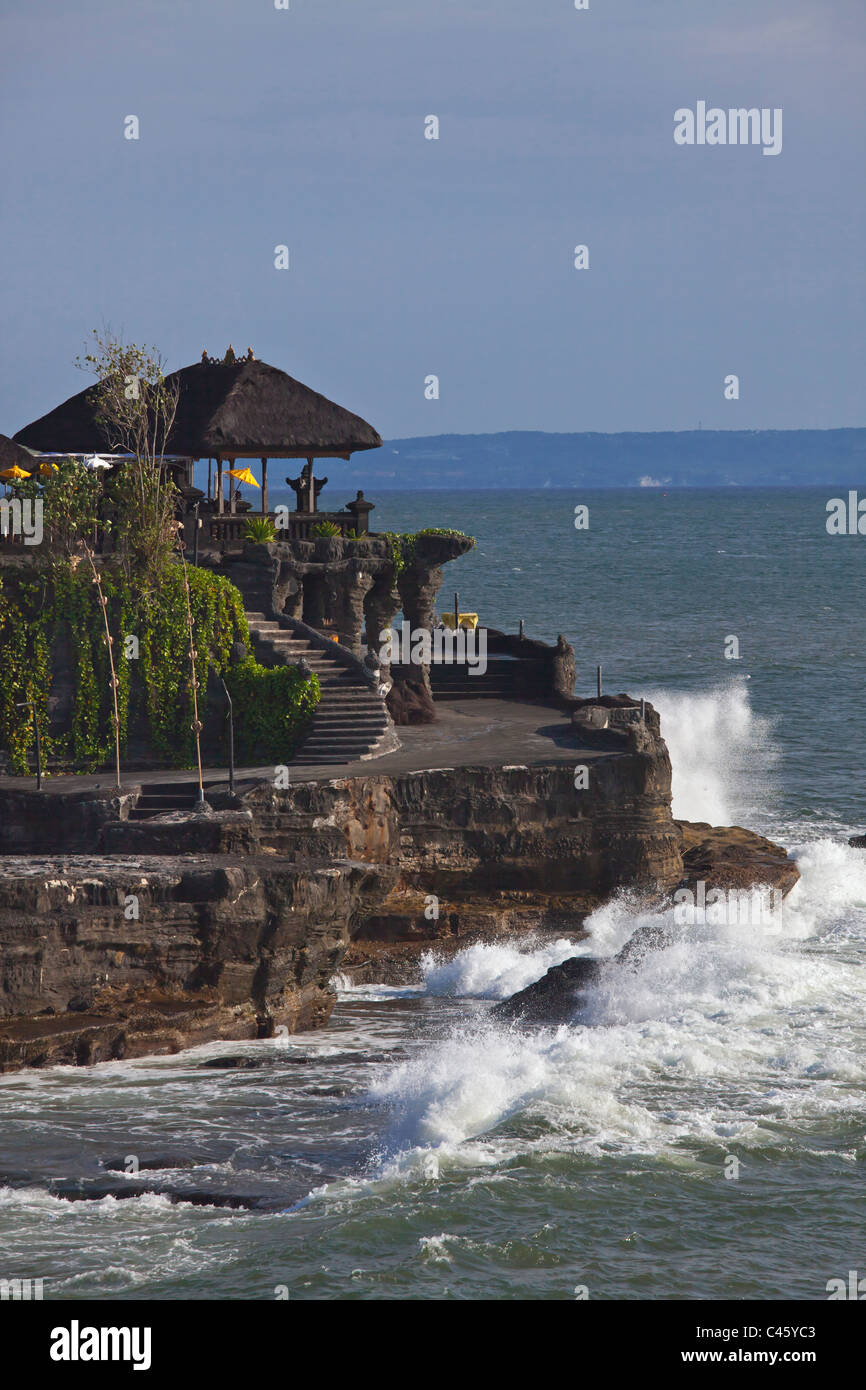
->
[[278, 615, 380, 687], [207, 511, 365, 545]]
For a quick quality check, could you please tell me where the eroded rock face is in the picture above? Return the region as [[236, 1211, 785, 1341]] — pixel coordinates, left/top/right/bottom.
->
[[386, 678, 436, 726], [248, 742, 684, 984], [676, 821, 800, 897], [0, 786, 135, 854], [0, 853, 392, 1070]]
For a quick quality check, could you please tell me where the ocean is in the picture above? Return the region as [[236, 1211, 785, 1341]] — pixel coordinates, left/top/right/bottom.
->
[[1, 487, 864, 1301]]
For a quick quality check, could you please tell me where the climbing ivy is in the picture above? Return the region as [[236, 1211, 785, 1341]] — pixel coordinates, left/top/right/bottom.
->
[[0, 566, 250, 774]]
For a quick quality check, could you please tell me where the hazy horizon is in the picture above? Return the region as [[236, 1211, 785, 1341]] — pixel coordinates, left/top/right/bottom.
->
[[2, 0, 864, 439]]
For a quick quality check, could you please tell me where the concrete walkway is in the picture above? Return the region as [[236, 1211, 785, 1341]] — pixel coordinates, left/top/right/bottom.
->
[[0, 699, 606, 796]]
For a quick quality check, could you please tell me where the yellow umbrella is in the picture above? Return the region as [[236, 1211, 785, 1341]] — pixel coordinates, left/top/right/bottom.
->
[[0, 465, 31, 480], [226, 466, 260, 488]]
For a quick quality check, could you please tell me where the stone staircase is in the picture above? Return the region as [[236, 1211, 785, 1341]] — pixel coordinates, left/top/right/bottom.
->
[[245, 613, 393, 766], [128, 781, 205, 821]]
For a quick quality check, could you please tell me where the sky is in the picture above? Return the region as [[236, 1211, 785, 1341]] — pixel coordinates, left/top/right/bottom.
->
[[1, 0, 864, 439]]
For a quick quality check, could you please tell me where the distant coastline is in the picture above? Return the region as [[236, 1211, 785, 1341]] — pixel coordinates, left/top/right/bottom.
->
[[329, 428, 866, 491]]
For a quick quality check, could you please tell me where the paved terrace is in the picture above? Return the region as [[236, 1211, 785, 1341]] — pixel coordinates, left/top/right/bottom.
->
[[0, 699, 607, 795]]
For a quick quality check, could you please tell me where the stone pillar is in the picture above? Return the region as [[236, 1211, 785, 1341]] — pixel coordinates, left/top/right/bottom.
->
[[365, 577, 402, 677], [281, 575, 303, 621], [552, 634, 576, 701], [334, 568, 374, 656], [398, 561, 444, 694], [398, 562, 443, 634], [272, 558, 300, 622]]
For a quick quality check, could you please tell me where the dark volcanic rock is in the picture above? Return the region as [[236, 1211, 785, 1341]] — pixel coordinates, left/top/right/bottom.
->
[[103, 1155, 201, 1172], [613, 922, 675, 966], [849, 833, 866, 849], [492, 955, 604, 1025], [491, 925, 675, 1025]]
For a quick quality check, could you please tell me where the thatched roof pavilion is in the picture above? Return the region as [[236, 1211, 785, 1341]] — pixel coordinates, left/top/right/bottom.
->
[[0, 434, 39, 474], [14, 347, 382, 513]]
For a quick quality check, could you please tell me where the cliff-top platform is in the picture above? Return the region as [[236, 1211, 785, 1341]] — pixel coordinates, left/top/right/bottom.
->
[[0, 697, 596, 793]]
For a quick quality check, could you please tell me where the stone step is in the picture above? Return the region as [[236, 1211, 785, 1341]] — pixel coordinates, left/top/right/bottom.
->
[[312, 717, 387, 728], [312, 709, 386, 720], [315, 690, 380, 701], [302, 736, 384, 750], [292, 758, 361, 766], [294, 745, 375, 756], [315, 701, 378, 710], [250, 638, 335, 658], [129, 799, 199, 821]]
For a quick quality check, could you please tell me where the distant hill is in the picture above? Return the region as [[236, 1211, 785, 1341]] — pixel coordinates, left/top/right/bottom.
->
[[345, 430, 866, 490]]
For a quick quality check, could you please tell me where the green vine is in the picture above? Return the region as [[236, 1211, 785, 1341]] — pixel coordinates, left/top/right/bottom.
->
[[0, 566, 251, 773]]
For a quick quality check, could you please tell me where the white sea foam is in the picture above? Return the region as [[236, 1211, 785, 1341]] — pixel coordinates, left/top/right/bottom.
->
[[420, 938, 583, 1000], [369, 902, 866, 1160], [646, 681, 779, 825], [333, 977, 424, 1000], [364, 685, 866, 1167]]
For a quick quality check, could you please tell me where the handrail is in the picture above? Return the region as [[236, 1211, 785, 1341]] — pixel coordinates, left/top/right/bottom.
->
[[278, 616, 380, 687], [219, 677, 235, 795], [15, 701, 43, 789]]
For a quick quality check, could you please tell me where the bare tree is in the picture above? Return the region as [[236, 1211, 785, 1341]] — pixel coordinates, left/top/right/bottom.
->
[[77, 329, 180, 590]]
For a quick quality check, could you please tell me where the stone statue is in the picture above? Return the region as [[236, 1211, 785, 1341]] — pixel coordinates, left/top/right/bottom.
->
[[287, 460, 328, 513]]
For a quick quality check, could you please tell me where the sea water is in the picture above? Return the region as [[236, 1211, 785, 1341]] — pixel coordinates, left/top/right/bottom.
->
[[0, 488, 863, 1300]]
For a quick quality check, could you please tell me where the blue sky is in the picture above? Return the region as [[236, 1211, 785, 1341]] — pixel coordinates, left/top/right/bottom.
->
[[1, 0, 863, 437]]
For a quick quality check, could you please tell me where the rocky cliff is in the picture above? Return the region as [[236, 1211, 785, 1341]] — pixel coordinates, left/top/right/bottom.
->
[[0, 714, 681, 1067], [247, 742, 683, 978], [0, 703, 799, 1069], [0, 848, 392, 1069]]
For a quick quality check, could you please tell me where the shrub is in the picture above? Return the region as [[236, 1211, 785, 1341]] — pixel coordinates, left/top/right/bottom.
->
[[223, 658, 320, 762]]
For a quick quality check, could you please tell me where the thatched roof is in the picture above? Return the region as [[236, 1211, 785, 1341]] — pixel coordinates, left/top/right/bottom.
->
[[0, 434, 38, 471], [14, 351, 383, 459]]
